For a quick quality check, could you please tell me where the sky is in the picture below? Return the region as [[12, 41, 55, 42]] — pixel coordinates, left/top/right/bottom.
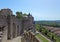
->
[[0, 0, 60, 21]]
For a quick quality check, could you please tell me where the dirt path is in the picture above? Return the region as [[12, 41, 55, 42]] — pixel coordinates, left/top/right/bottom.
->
[[7, 36, 22, 42]]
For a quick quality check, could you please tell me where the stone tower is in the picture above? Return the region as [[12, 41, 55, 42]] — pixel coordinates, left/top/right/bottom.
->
[[0, 8, 12, 16], [0, 8, 36, 42]]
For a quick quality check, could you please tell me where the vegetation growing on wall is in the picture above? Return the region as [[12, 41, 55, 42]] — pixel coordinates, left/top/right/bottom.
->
[[16, 11, 28, 20]]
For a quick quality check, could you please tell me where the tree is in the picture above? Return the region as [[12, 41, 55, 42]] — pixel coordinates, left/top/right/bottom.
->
[[23, 13, 28, 17], [39, 25, 42, 32], [52, 35, 54, 40], [45, 30, 48, 35], [16, 12, 23, 20], [35, 24, 40, 31]]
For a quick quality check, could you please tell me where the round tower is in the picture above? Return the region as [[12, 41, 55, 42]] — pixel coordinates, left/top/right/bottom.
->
[[0, 8, 12, 16]]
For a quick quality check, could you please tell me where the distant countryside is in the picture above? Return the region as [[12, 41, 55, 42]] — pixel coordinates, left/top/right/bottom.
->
[[35, 21, 60, 42]]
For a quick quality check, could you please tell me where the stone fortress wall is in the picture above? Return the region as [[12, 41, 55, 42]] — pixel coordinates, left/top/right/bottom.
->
[[0, 8, 36, 42]]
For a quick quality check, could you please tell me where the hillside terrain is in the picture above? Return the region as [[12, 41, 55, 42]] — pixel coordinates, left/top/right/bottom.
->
[[35, 20, 60, 42]]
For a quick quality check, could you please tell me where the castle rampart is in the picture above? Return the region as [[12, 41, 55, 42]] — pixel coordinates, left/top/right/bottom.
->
[[0, 8, 36, 42]]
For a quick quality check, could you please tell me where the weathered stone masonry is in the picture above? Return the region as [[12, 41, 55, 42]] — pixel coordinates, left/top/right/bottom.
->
[[0, 8, 36, 42]]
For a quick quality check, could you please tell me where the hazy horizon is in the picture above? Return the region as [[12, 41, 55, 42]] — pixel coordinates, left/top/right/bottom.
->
[[0, 0, 60, 21]]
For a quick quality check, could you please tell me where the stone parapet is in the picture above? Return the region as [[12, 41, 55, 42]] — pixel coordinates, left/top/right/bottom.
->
[[23, 31, 40, 42]]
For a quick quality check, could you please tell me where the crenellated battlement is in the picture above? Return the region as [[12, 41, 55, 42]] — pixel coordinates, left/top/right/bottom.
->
[[0, 8, 36, 42]]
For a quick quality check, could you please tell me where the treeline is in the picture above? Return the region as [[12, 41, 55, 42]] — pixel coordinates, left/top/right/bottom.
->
[[35, 21, 60, 27], [40, 24, 60, 27]]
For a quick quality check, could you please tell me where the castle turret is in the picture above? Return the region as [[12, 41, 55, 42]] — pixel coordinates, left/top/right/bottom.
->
[[0, 8, 12, 16]]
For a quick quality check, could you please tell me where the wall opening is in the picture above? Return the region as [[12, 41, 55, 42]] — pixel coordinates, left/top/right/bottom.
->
[[13, 23, 16, 38]]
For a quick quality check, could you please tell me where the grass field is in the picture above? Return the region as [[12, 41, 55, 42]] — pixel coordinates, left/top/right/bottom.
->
[[36, 34, 49, 42]]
